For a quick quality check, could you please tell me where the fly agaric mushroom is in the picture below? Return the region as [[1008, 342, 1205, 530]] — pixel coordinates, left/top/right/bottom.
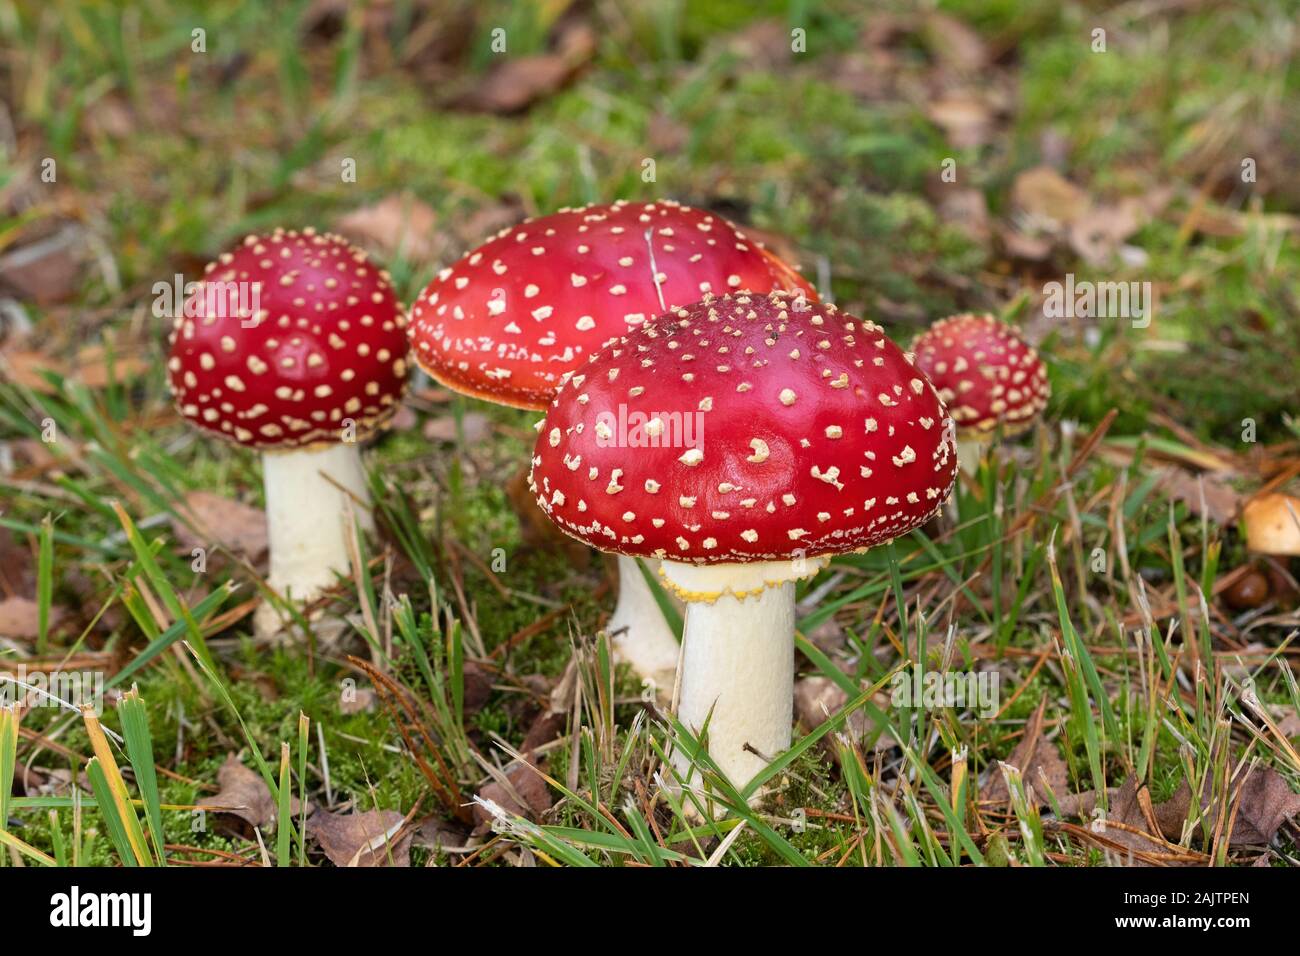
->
[[528, 290, 957, 793], [167, 228, 408, 636], [911, 313, 1049, 476], [408, 200, 816, 695]]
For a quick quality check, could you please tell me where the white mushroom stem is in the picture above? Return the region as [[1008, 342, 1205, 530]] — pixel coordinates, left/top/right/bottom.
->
[[608, 555, 681, 700], [955, 432, 992, 478], [254, 442, 373, 635], [660, 556, 829, 801]]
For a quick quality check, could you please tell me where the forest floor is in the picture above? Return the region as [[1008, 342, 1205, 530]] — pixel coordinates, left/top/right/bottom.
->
[[0, 0, 1298, 867]]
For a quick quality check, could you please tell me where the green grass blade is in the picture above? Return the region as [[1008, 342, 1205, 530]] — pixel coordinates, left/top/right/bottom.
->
[[83, 708, 153, 866], [108, 582, 234, 688], [48, 809, 68, 867], [0, 827, 56, 866], [277, 742, 291, 867], [297, 712, 309, 867], [742, 662, 903, 799], [118, 687, 166, 865], [36, 514, 54, 653], [635, 557, 683, 640], [0, 705, 17, 869], [85, 758, 138, 867]]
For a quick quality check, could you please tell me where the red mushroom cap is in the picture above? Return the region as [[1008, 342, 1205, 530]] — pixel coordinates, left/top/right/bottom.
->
[[408, 200, 817, 410], [911, 313, 1049, 436], [166, 228, 409, 450], [528, 290, 958, 564]]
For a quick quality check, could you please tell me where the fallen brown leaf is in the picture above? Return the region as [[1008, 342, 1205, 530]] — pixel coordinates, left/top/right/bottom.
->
[[1157, 466, 1244, 526], [829, 49, 901, 101], [388, 403, 418, 433], [1223, 764, 1300, 845], [307, 808, 411, 867], [227, 664, 281, 703], [520, 707, 567, 753], [1058, 764, 1300, 859], [198, 753, 299, 832], [339, 685, 376, 715], [82, 94, 136, 139], [795, 676, 855, 731], [1011, 165, 1090, 229], [921, 12, 990, 71], [804, 617, 847, 656], [1149, 763, 1300, 847], [71, 345, 150, 389], [0, 345, 149, 393], [792, 676, 892, 762], [4, 438, 59, 474], [1099, 776, 1183, 863], [502, 672, 553, 729], [0, 226, 86, 305], [172, 491, 269, 564], [724, 19, 794, 67], [336, 193, 441, 263], [998, 225, 1055, 262], [1067, 198, 1145, 266], [422, 411, 490, 444], [456, 20, 594, 114], [412, 815, 471, 856], [0, 350, 69, 391], [933, 187, 992, 244], [982, 698, 1070, 806], [1054, 787, 1107, 819], [647, 112, 689, 154], [0, 527, 34, 596], [472, 757, 552, 829], [454, 197, 526, 248], [461, 660, 495, 716], [0, 596, 66, 641], [16, 765, 93, 796], [928, 92, 995, 149]]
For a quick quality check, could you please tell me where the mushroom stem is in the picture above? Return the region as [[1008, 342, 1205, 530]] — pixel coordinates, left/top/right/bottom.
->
[[955, 433, 991, 477], [674, 582, 795, 792], [255, 442, 373, 635], [660, 557, 827, 801], [608, 555, 680, 700]]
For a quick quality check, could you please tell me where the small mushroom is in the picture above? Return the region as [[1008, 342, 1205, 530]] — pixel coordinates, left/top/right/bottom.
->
[[167, 228, 408, 636], [911, 313, 1049, 475], [528, 290, 957, 796], [1240, 493, 1300, 605], [1241, 493, 1300, 558], [408, 200, 816, 697]]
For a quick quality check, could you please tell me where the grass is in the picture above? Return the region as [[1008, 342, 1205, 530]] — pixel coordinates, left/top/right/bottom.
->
[[0, 0, 1297, 867]]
